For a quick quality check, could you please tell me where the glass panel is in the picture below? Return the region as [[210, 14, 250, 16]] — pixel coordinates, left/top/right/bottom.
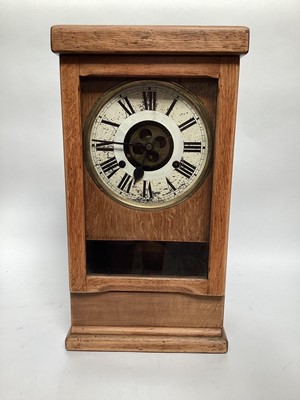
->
[[86, 240, 208, 278]]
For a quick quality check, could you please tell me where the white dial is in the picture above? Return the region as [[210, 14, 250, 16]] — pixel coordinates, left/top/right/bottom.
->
[[84, 80, 212, 209]]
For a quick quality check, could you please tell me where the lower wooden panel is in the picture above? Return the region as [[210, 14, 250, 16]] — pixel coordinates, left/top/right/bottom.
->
[[70, 292, 224, 328], [68, 292, 226, 353], [65, 328, 228, 353]]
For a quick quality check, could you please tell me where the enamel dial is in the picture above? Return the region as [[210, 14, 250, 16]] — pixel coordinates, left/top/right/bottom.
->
[[84, 80, 212, 210]]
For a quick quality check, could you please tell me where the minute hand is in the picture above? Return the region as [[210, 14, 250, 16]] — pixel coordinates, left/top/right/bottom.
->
[[92, 139, 134, 146]]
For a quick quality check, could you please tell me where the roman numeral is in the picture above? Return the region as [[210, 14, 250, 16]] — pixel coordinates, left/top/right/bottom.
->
[[183, 141, 202, 152], [178, 117, 197, 132], [100, 157, 119, 178], [118, 173, 133, 193], [101, 119, 120, 128], [175, 159, 196, 179], [142, 181, 153, 198], [166, 178, 176, 192], [143, 90, 157, 110], [118, 96, 135, 116], [166, 97, 178, 116]]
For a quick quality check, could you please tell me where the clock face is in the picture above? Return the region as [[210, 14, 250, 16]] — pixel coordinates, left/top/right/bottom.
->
[[84, 80, 212, 209]]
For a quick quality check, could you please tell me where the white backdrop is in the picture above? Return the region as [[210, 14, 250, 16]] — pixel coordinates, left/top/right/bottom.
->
[[0, 1, 299, 399]]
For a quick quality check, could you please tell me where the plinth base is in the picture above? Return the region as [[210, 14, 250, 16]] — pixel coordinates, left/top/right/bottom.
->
[[65, 327, 228, 353]]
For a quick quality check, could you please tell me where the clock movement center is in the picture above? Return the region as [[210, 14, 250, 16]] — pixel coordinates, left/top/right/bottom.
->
[[124, 120, 174, 171]]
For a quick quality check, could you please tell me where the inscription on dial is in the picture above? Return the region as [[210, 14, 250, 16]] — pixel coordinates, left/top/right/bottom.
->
[[166, 177, 176, 192], [118, 173, 133, 193], [101, 119, 120, 128], [178, 117, 197, 132], [184, 142, 202, 153], [143, 90, 157, 111], [100, 157, 119, 178], [118, 96, 135, 116], [175, 159, 197, 179], [143, 181, 153, 198], [166, 97, 179, 116]]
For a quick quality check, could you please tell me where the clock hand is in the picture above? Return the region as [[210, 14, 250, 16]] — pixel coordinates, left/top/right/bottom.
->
[[133, 146, 149, 184], [133, 166, 144, 183], [92, 139, 134, 146]]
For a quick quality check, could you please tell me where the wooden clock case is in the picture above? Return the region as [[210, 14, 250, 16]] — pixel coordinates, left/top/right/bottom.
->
[[51, 25, 249, 353]]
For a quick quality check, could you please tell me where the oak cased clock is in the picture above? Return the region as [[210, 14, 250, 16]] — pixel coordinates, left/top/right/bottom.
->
[[51, 25, 249, 353]]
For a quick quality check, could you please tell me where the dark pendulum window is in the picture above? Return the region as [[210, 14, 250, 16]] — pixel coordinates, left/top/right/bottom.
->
[[86, 240, 209, 278]]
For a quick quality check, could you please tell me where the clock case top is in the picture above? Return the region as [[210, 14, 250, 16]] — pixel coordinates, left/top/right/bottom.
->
[[51, 25, 249, 55], [51, 26, 249, 298]]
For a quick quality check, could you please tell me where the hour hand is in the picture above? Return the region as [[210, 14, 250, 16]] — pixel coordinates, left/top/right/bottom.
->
[[133, 166, 144, 183]]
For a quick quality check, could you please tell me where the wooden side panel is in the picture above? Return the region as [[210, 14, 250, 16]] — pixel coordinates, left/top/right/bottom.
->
[[60, 56, 86, 292], [70, 292, 224, 328], [51, 25, 249, 56], [208, 57, 240, 295]]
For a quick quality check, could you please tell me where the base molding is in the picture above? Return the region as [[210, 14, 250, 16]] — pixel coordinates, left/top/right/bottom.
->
[[65, 326, 228, 353]]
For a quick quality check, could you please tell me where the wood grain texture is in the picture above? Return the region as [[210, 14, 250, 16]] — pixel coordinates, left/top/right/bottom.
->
[[79, 55, 221, 78], [51, 25, 249, 56], [59, 56, 87, 292], [70, 292, 224, 328], [70, 325, 221, 337], [84, 171, 212, 242], [65, 329, 228, 353], [86, 275, 208, 296], [208, 58, 240, 296]]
